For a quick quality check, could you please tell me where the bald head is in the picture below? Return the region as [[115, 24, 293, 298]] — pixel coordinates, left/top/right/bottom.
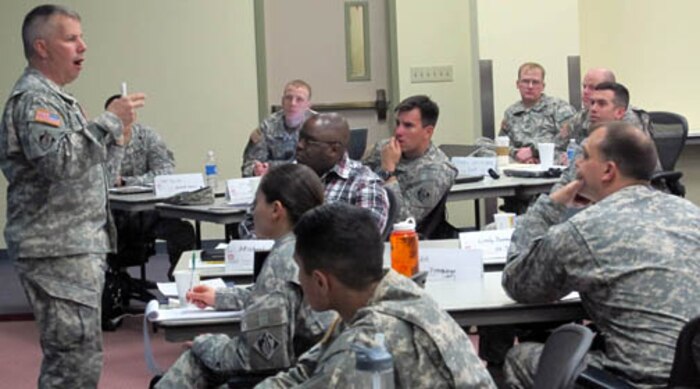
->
[[296, 113, 350, 175], [590, 121, 658, 181], [303, 113, 350, 146], [582, 68, 616, 109]]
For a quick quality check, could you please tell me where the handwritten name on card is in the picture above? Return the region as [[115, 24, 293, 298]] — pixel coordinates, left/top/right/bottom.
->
[[154, 174, 205, 197], [225, 239, 274, 272], [451, 157, 497, 177], [419, 248, 483, 282], [226, 177, 262, 205], [459, 229, 514, 264]]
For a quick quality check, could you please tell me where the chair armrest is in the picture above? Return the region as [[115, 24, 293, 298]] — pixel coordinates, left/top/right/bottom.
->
[[577, 366, 635, 388], [651, 170, 683, 182]]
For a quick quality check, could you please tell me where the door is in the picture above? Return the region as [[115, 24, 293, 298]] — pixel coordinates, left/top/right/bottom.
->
[[259, 0, 392, 155]]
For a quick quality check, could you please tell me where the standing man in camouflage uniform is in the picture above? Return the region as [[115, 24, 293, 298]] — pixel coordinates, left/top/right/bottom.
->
[[500, 62, 575, 163], [105, 94, 195, 279], [257, 203, 496, 388], [364, 95, 457, 228], [241, 79, 314, 177], [502, 122, 700, 388], [557, 68, 653, 161], [0, 5, 144, 387]]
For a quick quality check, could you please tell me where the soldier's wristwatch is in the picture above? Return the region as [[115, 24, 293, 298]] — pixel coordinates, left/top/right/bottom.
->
[[378, 170, 396, 181]]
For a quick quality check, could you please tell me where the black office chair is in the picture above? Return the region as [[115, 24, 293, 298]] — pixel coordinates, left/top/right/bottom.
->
[[533, 323, 594, 389], [381, 186, 401, 241], [648, 111, 688, 197], [416, 191, 458, 240], [348, 128, 369, 160], [577, 316, 700, 388], [668, 315, 700, 388], [102, 210, 158, 330]]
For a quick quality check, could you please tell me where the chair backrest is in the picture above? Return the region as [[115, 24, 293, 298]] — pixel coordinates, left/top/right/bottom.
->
[[533, 323, 594, 389], [348, 128, 369, 160], [439, 144, 480, 158], [647, 111, 688, 171], [415, 191, 452, 240], [381, 186, 401, 241], [668, 315, 700, 388]]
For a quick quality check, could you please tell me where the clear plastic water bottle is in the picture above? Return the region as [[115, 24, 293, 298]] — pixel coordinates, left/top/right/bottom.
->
[[354, 334, 395, 389], [566, 139, 577, 165], [204, 150, 218, 190]]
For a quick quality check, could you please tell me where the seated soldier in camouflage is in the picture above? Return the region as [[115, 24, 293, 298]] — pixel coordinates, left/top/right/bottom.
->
[[363, 95, 457, 227], [241, 79, 315, 177], [499, 62, 575, 163], [503, 122, 700, 388], [153, 164, 335, 388], [256, 203, 496, 388], [557, 68, 653, 162]]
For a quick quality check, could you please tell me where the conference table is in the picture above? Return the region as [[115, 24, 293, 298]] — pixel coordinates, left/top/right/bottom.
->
[[155, 244, 586, 342]]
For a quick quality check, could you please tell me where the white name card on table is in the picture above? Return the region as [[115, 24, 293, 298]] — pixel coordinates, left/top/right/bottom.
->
[[459, 229, 514, 265], [419, 248, 483, 282], [154, 173, 205, 197], [225, 239, 275, 272], [226, 177, 262, 205], [451, 157, 498, 177]]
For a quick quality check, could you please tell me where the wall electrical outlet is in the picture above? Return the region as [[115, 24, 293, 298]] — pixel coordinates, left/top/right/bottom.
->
[[410, 65, 454, 83]]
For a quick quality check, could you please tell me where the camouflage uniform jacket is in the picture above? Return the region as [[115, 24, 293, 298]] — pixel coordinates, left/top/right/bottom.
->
[[364, 141, 457, 225], [502, 185, 700, 387], [258, 270, 496, 388], [0, 67, 121, 259], [556, 106, 652, 154], [107, 122, 174, 186], [241, 109, 314, 177], [499, 94, 576, 158], [191, 233, 335, 371]]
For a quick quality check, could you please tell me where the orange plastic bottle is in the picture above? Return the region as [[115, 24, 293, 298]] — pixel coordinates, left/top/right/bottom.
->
[[390, 218, 419, 277]]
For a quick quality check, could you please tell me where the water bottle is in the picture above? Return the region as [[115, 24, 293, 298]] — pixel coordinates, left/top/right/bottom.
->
[[354, 334, 395, 389], [390, 218, 419, 277], [566, 139, 577, 165], [204, 150, 218, 190]]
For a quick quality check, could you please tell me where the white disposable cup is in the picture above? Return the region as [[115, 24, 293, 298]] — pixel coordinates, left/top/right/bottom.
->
[[173, 270, 200, 307], [494, 213, 516, 230], [538, 143, 555, 169]]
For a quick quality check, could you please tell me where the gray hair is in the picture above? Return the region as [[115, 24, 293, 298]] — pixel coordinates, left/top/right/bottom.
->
[[22, 4, 81, 60]]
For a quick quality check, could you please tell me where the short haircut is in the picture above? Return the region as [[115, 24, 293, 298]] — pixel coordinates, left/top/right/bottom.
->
[[518, 62, 546, 81], [22, 4, 81, 60], [258, 164, 324, 225], [104, 94, 121, 110], [594, 82, 630, 110], [395, 95, 439, 127], [294, 203, 383, 290], [590, 121, 658, 181], [284, 79, 312, 99]]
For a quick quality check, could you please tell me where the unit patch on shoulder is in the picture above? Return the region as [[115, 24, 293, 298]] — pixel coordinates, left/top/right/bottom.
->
[[34, 108, 61, 127], [254, 330, 281, 360]]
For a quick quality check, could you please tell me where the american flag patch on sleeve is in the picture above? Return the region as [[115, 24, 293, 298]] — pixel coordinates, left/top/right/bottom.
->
[[34, 108, 62, 127]]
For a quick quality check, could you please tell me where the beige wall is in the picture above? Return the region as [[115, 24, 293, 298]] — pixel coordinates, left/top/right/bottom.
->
[[394, 0, 481, 227], [580, 0, 700, 204], [477, 0, 580, 126], [0, 1, 259, 247]]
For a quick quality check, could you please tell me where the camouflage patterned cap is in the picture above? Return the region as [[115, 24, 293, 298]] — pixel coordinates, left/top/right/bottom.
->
[[163, 186, 215, 205]]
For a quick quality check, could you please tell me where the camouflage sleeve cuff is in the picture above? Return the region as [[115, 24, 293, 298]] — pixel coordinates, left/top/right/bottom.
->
[[532, 194, 568, 226], [214, 286, 250, 310], [92, 111, 123, 140]]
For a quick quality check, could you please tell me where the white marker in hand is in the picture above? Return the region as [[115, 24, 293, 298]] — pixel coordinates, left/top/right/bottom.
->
[[120, 82, 128, 96]]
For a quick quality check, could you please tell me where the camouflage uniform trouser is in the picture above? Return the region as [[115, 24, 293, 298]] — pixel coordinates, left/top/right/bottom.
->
[[154, 348, 230, 389], [503, 341, 603, 389], [16, 254, 106, 389]]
